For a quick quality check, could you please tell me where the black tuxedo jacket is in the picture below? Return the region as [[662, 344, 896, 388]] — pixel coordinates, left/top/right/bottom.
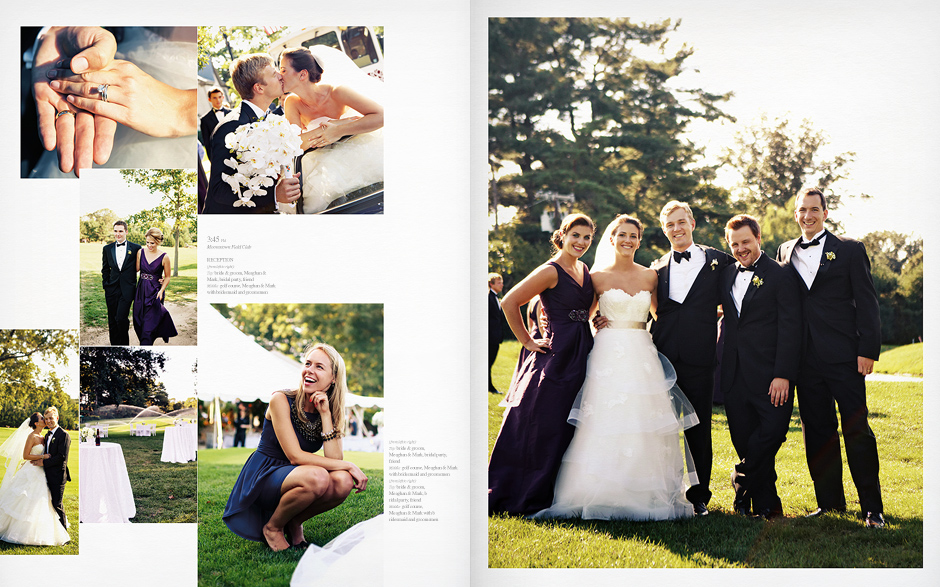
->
[[719, 254, 801, 395], [200, 107, 230, 154], [650, 245, 733, 367], [102, 241, 142, 300], [204, 102, 277, 214], [489, 289, 504, 346], [776, 232, 881, 364], [42, 427, 71, 485]]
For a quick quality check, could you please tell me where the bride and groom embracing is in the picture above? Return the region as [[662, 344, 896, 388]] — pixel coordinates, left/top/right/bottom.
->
[[489, 202, 732, 521], [0, 408, 71, 546], [202, 46, 383, 215], [102, 220, 177, 346]]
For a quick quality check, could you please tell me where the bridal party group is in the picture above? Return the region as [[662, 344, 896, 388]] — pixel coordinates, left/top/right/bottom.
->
[[488, 186, 886, 529]]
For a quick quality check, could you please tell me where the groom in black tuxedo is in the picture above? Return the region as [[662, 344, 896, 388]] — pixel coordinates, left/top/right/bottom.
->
[[203, 53, 300, 214], [777, 187, 885, 528], [200, 87, 230, 157], [41, 407, 71, 532], [649, 201, 733, 515], [101, 220, 141, 346], [720, 215, 800, 518]]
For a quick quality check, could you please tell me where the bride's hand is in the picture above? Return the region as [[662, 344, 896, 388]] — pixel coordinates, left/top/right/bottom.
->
[[50, 59, 196, 138], [524, 338, 551, 354], [32, 26, 118, 174], [300, 119, 350, 150]]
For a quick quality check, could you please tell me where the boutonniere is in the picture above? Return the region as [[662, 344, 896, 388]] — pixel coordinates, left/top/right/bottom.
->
[[752, 275, 764, 288], [710, 259, 718, 270], [825, 251, 836, 261], [127, 250, 133, 256]]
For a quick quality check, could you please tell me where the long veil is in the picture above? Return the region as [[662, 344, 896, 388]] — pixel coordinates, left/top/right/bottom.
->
[[591, 218, 620, 272], [0, 419, 34, 491], [309, 45, 384, 108]]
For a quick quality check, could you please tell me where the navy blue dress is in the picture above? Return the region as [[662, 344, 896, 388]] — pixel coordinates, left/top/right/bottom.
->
[[223, 395, 323, 541]]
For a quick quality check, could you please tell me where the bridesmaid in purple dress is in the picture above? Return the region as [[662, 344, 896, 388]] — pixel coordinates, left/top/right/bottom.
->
[[133, 227, 178, 346], [489, 213, 596, 515]]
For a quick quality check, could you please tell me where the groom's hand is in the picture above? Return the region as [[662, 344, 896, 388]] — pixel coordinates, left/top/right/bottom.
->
[[32, 27, 118, 175], [592, 312, 609, 331], [768, 377, 789, 407], [276, 173, 301, 204]]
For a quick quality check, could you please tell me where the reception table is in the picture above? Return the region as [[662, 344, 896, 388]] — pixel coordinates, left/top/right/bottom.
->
[[79, 442, 135, 523], [161, 423, 197, 463]]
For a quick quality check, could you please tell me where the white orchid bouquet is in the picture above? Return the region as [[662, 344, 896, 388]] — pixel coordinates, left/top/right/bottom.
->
[[222, 114, 304, 208]]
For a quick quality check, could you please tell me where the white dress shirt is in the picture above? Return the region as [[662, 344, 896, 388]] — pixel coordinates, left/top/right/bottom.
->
[[115, 241, 127, 270], [668, 244, 706, 304], [731, 253, 764, 316], [45, 426, 60, 452], [791, 231, 828, 290]]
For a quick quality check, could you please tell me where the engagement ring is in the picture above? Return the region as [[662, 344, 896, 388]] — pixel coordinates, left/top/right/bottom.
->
[[97, 83, 109, 102]]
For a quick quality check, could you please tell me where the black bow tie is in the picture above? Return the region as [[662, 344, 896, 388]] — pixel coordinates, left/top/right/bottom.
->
[[737, 264, 756, 273], [673, 250, 691, 263], [798, 235, 823, 249], [115, 242, 126, 247]]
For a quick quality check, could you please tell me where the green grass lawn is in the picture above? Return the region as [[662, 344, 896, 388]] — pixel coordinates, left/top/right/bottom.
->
[[488, 341, 923, 568], [198, 449, 383, 586], [95, 429, 197, 523], [874, 343, 923, 376], [79, 243, 197, 328], [0, 427, 79, 555]]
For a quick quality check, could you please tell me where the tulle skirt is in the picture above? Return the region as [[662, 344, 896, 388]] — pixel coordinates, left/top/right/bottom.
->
[[534, 327, 699, 521], [298, 129, 383, 213], [0, 462, 69, 545]]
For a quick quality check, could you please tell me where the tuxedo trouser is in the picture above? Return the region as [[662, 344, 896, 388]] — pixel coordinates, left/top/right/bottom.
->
[[105, 290, 132, 346], [725, 367, 793, 512], [673, 361, 715, 504], [488, 340, 500, 392], [48, 479, 67, 528], [797, 339, 883, 514]]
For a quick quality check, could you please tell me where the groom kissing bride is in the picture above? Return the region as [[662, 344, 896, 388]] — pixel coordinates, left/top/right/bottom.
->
[[0, 407, 71, 546]]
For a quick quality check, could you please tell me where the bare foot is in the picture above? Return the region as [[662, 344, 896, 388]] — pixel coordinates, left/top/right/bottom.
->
[[286, 521, 305, 546], [262, 523, 290, 552]]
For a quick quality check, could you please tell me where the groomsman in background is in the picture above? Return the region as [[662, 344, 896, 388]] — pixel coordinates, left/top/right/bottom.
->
[[488, 273, 504, 394], [720, 215, 800, 519], [649, 201, 733, 515], [200, 87, 230, 156], [101, 220, 141, 345], [777, 186, 885, 528]]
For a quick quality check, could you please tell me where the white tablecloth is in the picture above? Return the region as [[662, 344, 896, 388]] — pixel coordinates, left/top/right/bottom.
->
[[79, 442, 135, 523], [161, 424, 197, 463]]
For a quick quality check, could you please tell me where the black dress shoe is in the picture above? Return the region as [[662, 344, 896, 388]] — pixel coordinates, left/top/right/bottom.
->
[[805, 507, 845, 518], [864, 512, 886, 529], [753, 508, 783, 520], [733, 499, 751, 516], [692, 502, 709, 516]]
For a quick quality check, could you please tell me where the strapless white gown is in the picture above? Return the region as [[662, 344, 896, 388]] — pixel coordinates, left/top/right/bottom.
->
[[535, 289, 700, 521], [0, 444, 70, 545], [298, 123, 383, 214]]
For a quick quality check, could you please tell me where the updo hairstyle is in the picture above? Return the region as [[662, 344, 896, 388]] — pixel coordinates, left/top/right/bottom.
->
[[550, 213, 595, 254]]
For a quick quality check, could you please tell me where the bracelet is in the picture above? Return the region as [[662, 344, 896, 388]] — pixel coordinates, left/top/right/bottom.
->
[[321, 428, 343, 442]]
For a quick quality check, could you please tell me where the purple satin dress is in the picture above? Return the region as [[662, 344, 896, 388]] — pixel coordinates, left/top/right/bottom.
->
[[488, 262, 594, 515], [133, 252, 178, 346]]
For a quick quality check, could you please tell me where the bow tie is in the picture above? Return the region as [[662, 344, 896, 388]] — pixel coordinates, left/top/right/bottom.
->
[[798, 235, 823, 249], [115, 242, 126, 247], [737, 264, 756, 273], [45, 431, 51, 438], [673, 250, 691, 263]]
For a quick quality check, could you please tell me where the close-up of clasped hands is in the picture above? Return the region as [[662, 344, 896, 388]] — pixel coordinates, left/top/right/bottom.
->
[[26, 26, 196, 177]]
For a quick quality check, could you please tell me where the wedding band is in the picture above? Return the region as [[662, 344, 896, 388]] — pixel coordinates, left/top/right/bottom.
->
[[97, 83, 109, 102], [55, 109, 74, 120]]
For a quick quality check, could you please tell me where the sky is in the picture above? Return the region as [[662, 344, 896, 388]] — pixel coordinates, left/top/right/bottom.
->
[[80, 168, 165, 219], [152, 346, 199, 402], [493, 3, 939, 240]]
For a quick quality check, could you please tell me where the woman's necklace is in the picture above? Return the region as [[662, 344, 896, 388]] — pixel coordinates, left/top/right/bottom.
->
[[290, 400, 322, 442]]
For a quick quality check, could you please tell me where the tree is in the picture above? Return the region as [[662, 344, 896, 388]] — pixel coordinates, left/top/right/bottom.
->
[[0, 330, 78, 428], [120, 169, 197, 276], [214, 304, 384, 397], [721, 115, 860, 218], [198, 27, 282, 103], [80, 347, 167, 415], [80, 208, 119, 243], [489, 18, 735, 283], [860, 232, 923, 345]]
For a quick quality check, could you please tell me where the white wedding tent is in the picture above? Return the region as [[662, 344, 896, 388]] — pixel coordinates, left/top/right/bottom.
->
[[199, 306, 385, 450]]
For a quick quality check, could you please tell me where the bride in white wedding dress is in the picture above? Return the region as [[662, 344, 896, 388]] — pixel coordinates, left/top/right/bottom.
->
[[279, 45, 383, 213], [0, 413, 70, 545], [535, 215, 700, 521]]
